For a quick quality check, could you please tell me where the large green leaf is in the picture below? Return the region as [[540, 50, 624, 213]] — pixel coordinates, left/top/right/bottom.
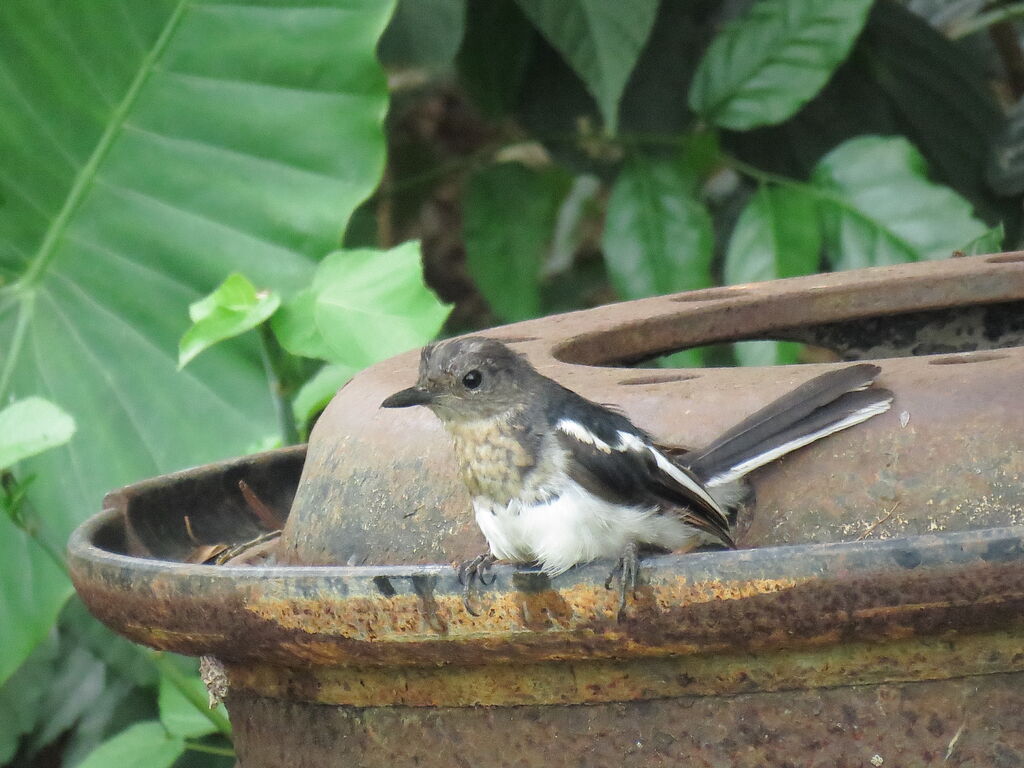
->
[[0, 0, 396, 683], [76, 721, 183, 768], [602, 158, 714, 300], [689, 0, 874, 130], [514, 0, 658, 135], [158, 670, 219, 739], [0, 397, 75, 469], [812, 136, 994, 270], [463, 162, 571, 322], [378, 0, 465, 69], [725, 186, 821, 366]]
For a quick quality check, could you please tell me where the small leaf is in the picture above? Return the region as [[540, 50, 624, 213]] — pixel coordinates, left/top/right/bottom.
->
[[690, 0, 874, 130], [514, 0, 659, 134], [725, 186, 820, 366], [602, 158, 713, 299], [960, 224, 1004, 256], [75, 722, 183, 768], [0, 397, 75, 470], [813, 136, 992, 270], [464, 162, 571, 321], [312, 243, 450, 368], [158, 671, 219, 739], [178, 274, 280, 369], [271, 287, 335, 360], [292, 364, 356, 428]]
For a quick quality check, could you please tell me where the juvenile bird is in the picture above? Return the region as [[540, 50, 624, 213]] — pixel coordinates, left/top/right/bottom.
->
[[381, 337, 893, 614]]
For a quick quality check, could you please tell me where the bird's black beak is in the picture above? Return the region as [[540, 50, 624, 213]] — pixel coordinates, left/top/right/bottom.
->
[[381, 386, 434, 408]]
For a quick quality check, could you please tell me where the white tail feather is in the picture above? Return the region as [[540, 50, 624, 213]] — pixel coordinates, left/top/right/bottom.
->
[[704, 398, 892, 487]]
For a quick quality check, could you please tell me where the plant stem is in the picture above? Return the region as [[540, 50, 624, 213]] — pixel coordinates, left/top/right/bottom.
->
[[2, 480, 69, 577], [151, 652, 234, 739], [257, 323, 300, 446], [183, 740, 236, 757]]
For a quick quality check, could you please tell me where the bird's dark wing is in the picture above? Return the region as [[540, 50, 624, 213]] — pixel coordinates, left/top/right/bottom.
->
[[550, 397, 734, 548]]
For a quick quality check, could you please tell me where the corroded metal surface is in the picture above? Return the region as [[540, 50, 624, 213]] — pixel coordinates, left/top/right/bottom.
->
[[228, 672, 1024, 768], [225, 630, 1024, 707], [279, 253, 1024, 567], [71, 491, 1024, 699]]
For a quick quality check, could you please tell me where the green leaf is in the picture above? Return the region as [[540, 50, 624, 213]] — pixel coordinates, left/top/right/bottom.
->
[[988, 95, 1024, 196], [689, 0, 874, 130], [292, 364, 356, 429], [860, 2, 1009, 225], [464, 162, 571, 321], [725, 186, 821, 366], [27, 643, 107, 752], [0, 397, 75, 470], [812, 135, 991, 270], [378, 0, 465, 69], [725, 186, 821, 285], [158, 670, 218, 739], [960, 224, 1004, 256], [0, 634, 59, 763], [178, 274, 280, 369], [0, 0, 396, 679], [313, 243, 451, 368], [457, 0, 537, 117], [514, 0, 659, 135], [271, 287, 334, 360], [0, 516, 68, 687], [76, 721, 183, 768], [602, 158, 713, 299]]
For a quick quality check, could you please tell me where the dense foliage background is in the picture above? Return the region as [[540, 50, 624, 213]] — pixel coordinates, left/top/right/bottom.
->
[[1, 0, 1022, 764]]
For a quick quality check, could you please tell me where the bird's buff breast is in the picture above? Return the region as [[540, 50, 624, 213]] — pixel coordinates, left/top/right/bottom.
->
[[447, 415, 535, 503]]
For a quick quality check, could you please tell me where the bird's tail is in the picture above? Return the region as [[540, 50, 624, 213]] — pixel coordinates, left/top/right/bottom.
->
[[686, 364, 893, 489]]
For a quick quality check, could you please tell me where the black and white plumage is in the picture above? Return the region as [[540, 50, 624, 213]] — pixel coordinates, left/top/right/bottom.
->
[[381, 337, 893, 610]]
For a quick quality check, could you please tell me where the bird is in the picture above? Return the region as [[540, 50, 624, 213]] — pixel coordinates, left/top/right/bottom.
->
[[381, 337, 893, 615]]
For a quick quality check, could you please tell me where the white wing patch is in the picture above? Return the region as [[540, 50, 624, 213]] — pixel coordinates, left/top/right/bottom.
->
[[556, 418, 613, 453], [559, 421, 726, 521], [646, 444, 726, 517], [615, 430, 646, 452]]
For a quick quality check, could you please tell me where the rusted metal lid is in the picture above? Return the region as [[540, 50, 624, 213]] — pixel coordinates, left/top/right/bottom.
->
[[279, 252, 1024, 567]]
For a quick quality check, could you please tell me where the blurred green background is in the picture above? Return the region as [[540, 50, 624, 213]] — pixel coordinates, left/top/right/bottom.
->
[[1, 0, 1021, 764]]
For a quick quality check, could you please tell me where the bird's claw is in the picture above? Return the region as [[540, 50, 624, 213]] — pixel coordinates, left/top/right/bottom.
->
[[456, 553, 497, 615], [604, 542, 640, 620]]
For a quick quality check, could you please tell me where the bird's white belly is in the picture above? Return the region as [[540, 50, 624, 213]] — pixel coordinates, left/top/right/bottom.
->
[[473, 484, 698, 576]]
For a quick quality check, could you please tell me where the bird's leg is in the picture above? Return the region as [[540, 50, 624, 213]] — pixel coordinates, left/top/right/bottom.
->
[[604, 541, 641, 619], [456, 552, 497, 615]]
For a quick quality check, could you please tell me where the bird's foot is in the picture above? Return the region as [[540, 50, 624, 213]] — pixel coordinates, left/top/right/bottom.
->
[[604, 542, 640, 621], [456, 552, 497, 616]]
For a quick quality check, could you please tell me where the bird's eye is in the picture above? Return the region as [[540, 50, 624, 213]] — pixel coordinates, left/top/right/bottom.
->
[[462, 369, 483, 390]]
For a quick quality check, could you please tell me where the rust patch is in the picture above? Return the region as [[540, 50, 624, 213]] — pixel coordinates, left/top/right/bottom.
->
[[225, 630, 1024, 708]]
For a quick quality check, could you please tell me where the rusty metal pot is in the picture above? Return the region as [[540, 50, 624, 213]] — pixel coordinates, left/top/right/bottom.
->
[[71, 253, 1024, 767]]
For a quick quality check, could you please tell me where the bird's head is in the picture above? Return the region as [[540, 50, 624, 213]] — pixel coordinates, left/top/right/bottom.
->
[[381, 337, 539, 424]]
